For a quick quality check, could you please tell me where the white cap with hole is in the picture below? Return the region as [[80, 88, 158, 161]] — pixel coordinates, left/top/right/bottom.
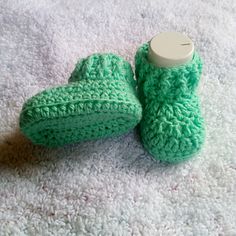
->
[[148, 32, 194, 68]]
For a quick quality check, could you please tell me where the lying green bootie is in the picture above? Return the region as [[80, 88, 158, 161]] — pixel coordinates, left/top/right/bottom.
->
[[20, 53, 142, 147], [135, 43, 205, 163]]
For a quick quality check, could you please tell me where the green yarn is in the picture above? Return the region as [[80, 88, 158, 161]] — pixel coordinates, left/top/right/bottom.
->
[[135, 43, 205, 163], [20, 53, 142, 147]]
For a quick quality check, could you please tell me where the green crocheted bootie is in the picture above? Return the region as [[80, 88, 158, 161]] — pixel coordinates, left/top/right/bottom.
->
[[20, 53, 142, 147], [135, 43, 205, 163]]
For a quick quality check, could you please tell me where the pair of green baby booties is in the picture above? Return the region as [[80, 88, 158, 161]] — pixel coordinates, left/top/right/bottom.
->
[[20, 43, 205, 163]]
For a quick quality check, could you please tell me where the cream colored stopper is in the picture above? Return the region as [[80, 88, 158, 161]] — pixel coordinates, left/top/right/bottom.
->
[[148, 32, 194, 68]]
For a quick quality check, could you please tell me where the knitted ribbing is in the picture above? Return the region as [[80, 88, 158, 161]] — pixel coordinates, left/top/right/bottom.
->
[[69, 53, 136, 87], [20, 53, 142, 147], [135, 43, 205, 163]]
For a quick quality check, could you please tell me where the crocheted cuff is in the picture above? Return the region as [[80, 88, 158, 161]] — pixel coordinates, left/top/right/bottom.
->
[[19, 54, 142, 147], [135, 43, 203, 102], [69, 53, 136, 88]]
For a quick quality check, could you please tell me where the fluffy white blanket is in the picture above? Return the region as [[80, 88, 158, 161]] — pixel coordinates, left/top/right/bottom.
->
[[1, 0, 236, 235]]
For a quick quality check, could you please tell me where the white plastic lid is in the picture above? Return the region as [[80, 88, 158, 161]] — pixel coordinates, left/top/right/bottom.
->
[[148, 32, 194, 68]]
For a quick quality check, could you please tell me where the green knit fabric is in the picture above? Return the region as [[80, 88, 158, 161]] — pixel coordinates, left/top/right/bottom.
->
[[135, 43, 205, 163], [20, 53, 142, 147]]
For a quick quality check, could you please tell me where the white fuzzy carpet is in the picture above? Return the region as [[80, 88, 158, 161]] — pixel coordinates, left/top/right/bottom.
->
[[1, 0, 236, 235]]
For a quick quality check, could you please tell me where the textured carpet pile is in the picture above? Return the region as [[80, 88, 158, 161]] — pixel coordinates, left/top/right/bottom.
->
[[0, 0, 236, 235]]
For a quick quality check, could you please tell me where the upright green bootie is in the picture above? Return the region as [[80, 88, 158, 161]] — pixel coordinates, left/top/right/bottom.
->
[[135, 43, 205, 163], [20, 53, 142, 147]]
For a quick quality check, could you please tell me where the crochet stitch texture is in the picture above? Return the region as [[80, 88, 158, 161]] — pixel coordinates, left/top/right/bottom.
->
[[20, 53, 142, 147], [135, 43, 205, 163]]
